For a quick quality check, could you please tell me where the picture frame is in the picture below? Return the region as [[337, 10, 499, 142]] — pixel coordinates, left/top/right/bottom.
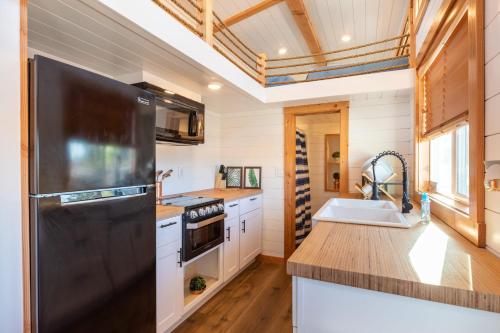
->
[[226, 166, 243, 188], [243, 167, 262, 189]]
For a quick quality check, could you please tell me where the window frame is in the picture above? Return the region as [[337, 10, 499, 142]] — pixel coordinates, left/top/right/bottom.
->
[[429, 123, 470, 205]]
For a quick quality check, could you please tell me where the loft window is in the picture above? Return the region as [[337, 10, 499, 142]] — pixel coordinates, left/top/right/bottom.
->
[[429, 124, 469, 201]]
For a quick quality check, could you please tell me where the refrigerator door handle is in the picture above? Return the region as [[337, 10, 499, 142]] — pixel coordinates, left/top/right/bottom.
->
[[61, 192, 147, 206], [58, 186, 150, 206]]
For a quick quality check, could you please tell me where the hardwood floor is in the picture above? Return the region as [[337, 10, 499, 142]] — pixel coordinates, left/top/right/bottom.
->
[[174, 260, 292, 333]]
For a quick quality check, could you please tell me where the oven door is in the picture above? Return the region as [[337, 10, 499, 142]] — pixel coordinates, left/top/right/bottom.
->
[[183, 213, 224, 261]]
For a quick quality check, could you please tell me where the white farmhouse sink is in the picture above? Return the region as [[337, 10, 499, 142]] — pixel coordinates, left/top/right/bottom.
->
[[327, 198, 398, 210], [313, 198, 413, 228]]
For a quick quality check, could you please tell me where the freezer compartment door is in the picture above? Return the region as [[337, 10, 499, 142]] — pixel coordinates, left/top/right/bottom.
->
[[30, 188, 156, 333], [30, 55, 155, 194]]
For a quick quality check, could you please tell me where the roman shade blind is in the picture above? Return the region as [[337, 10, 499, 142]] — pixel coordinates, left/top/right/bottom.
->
[[423, 16, 468, 137]]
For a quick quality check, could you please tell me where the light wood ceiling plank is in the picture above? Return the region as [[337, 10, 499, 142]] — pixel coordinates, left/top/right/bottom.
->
[[215, 0, 284, 31], [284, 0, 326, 64]]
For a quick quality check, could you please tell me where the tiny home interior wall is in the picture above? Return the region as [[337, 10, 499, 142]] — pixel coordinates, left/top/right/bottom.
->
[[349, 91, 414, 196], [221, 108, 285, 258], [484, 0, 500, 255]]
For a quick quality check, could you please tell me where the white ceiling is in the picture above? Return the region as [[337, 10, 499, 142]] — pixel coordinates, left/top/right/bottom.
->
[[213, 0, 409, 59]]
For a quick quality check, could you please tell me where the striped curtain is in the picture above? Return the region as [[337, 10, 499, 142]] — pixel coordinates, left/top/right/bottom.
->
[[295, 129, 312, 245]]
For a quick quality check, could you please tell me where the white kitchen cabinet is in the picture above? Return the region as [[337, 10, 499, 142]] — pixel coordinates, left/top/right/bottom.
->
[[239, 207, 262, 268], [223, 216, 240, 281], [156, 217, 183, 333]]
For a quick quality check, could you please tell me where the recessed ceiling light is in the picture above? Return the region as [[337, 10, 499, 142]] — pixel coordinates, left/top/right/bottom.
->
[[208, 82, 222, 90], [341, 34, 351, 42], [278, 47, 287, 55]]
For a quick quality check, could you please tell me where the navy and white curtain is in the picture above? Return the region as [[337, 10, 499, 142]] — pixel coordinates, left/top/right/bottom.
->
[[295, 129, 312, 245]]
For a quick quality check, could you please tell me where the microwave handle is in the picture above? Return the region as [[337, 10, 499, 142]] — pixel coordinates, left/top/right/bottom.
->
[[188, 111, 198, 136]]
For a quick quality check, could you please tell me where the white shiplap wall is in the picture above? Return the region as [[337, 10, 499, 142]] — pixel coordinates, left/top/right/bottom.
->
[[296, 114, 341, 214], [348, 92, 414, 194], [221, 108, 285, 258], [220, 94, 413, 258], [484, 0, 500, 255]]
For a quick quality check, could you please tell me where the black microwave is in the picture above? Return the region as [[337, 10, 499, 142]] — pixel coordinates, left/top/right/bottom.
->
[[133, 82, 205, 145]]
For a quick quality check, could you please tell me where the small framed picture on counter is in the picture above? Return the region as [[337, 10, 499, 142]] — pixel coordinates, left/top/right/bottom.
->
[[244, 167, 262, 189], [226, 166, 243, 188]]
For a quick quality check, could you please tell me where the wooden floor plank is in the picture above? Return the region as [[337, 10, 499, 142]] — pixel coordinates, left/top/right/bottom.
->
[[174, 260, 292, 333]]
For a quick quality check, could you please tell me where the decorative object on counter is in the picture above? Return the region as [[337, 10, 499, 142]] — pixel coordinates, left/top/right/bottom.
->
[[244, 166, 262, 189], [155, 169, 173, 204], [215, 165, 227, 189], [333, 172, 340, 191], [354, 158, 397, 201], [226, 166, 243, 188], [331, 151, 340, 163], [419, 192, 431, 225], [189, 276, 207, 295], [484, 160, 500, 191]]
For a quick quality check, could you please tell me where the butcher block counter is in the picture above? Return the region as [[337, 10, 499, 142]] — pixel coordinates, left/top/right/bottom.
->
[[287, 211, 500, 313], [156, 188, 263, 221]]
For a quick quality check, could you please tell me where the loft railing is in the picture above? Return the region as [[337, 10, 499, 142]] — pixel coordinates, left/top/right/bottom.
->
[[152, 0, 411, 87], [264, 34, 410, 86]]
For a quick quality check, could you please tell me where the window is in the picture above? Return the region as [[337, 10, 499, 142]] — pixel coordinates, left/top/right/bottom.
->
[[429, 124, 469, 201]]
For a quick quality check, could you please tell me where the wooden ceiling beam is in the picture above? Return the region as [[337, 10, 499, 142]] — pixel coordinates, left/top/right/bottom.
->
[[284, 0, 326, 65], [215, 0, 284, 31]]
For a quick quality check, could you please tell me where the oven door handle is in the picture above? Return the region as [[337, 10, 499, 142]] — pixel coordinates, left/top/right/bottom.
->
[[186, 213, 227, 230]]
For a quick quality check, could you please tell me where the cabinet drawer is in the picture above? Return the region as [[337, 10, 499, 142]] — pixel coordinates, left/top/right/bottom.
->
[[240, 195, 262, 215], [156, 216, 181, 248], [225, 200, 240, 220]]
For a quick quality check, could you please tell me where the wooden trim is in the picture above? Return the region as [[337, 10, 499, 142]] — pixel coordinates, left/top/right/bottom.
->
[[415, 0, 463, 67], [214, 0, 283, 31], [339, 107, 349, 194], [199, 0, 213, 45], [414, 0, 430, 33], [414, 0, 485, 247], [20, 0, 30, 331], [284, 102, 349, 259], [467, 0, 485, 247], [257, 254, 285, 264], [284, 0, 326, 65]]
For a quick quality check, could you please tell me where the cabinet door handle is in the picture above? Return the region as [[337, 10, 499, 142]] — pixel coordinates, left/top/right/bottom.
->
[[250, 197, 257, 201], [229, 203, 238, 207], [242, 220, 246, 233], [226, 227, 231, 241], [177, 248, 183, 267], [159, 221, 177, 228]]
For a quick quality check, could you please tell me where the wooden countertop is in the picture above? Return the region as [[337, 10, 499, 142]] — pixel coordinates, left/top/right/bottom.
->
[[156, 205, 184, 221], [156, 188, 263, 221], [287, 211, 500, 313]]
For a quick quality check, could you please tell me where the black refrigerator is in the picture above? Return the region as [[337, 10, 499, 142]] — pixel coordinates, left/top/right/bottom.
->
[[29, 55, 156, 333]]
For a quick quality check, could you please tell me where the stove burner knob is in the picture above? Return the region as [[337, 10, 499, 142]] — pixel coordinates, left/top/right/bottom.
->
[[198, 207, 206, 216], [217, 203, 224, 211], [189, 210, 199, 219], [206, 206, 213, 214], [211, 205, 219, 213]]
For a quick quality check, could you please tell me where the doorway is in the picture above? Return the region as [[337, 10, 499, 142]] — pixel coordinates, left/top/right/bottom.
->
[[284, 102, 349, 259]]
